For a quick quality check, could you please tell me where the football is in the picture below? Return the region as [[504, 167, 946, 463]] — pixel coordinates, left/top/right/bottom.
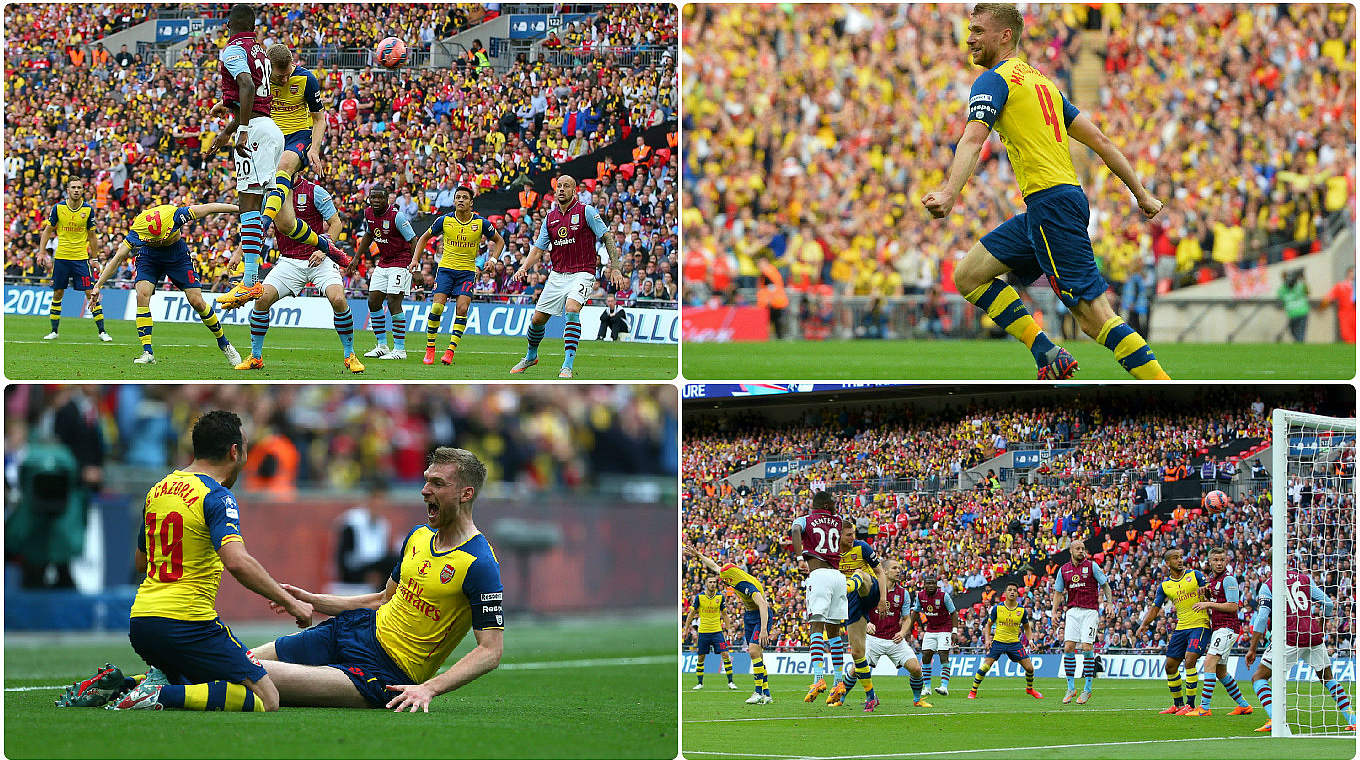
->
[[1202, 489, 1230, 512], [375, 36, 407, 68]]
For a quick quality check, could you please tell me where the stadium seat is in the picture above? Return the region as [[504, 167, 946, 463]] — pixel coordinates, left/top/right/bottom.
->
[[583, 178, 597, 192], [506, 208, 522, 221]]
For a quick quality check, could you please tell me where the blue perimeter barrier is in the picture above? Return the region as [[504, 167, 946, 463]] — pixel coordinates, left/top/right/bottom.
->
[[4, 285, 678, 344], [684, 651, 1356, 683]]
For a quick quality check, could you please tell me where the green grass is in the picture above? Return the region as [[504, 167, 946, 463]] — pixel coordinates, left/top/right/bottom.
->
[[683, 675, 1357, 760], [5, 616, 675, 759], [682, 340, 1356, 380], [5, 315, 677, 380]]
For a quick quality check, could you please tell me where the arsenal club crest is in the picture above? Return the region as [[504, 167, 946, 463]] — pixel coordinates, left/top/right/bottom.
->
[[440, 564, 456, 584]]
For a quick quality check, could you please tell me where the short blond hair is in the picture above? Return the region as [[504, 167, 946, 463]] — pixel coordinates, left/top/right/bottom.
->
[[973, 3, 1023, 40], [429, 447, 488, 496]]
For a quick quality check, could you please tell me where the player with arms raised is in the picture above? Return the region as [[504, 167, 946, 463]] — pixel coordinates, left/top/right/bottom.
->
[[510, 175, 625, 378], [101, 411, 313, 711], [1245, 565, 1355, 732], [39, 178, 111, 343], [358, 186, 417, 360], [908, 569, 959, 696], [410, 186, 505, 366], [1185, 547, 1254, 716], [922, 3, 1168, 380], [684, 543, 774, 704], [865, 559, 933, 709], [1133, 548, 1208, 714], [234, 170, 365, 374], [210, 4, 338, 311], [791, 491, 847, 703], [969, 582, 1043, 700], [92, 203, 242, 366], [684, 576, 738, 691], [245, 448, 503, 711], [1051, 540, 1111, 704]]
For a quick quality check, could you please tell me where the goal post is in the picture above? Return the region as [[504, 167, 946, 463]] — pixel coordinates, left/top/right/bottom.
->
[[1270, 408, 1357, 738]]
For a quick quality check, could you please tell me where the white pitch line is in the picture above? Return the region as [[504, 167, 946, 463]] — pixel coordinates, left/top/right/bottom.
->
[[4, 340, 668, 357], [6, 654, 672, 691], [685, 705, 1145, 723], [684, 735, 1350, 760]]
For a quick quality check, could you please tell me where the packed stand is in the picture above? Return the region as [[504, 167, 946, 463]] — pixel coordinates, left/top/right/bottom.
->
[[683, 391, 1349, 651], [5, 384, 678, 498], [4, 3, 678, 306], [682, 4, 1355, 309]]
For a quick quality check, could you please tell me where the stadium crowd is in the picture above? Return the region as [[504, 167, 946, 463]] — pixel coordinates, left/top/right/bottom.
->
[[5, 383, 678, 498], [683, 390, 1352, 654], [682, 4, 1355, 313], [4, 3, 678, 308]]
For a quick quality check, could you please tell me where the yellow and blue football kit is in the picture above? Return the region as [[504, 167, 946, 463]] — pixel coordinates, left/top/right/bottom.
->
[[1153, 568, 1209, 706], [262, 65, 324, 225], [965, 57, 1167, 379], [425, 211, 493, 353], [45, 201, 105, 335], [985, 602, 1030, 661], [691, 592, 733, 686], [126, 205, 202, 289], [841, 540, 881, 624], [718, 562, 772, 697], [127, 470, 268, 711], [273, 526, 504, 707]]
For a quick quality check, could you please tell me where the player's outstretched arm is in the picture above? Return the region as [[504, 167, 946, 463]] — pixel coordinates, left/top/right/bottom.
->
[[93, 240, 133, 291], [187, 203, 241, 218], [683, 542, 723, 575], [274, 579, 395, 617], [385, 628, 503, 712], [513, 246, 546, 282], [218, 541, 313, 628], [1066, 114, 1162, 219], [922, 121, 991, 219], [752, 592, 771, 648]]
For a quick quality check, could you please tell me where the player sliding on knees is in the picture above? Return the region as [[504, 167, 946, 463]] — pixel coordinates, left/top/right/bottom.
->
[[684, 543, 774, 704], [1051, 539, 1111, 705], [824, 517, 890, 711], [1243, 563, 1355, 732], [250, 448, 503, 710], [922, 3, 1169, 380], [357, 185, 417, 360], [1185, 547, 1254, 717], [210, 5, 339, 311], [409, 186, 505, 366], [510, 174, 626, 379], [234, 169, 365, 374], [969, 582, 1043, 700], [1133, 548, 1208, 715], [58, 411, 313, 712], [91, 203, 243, 367]]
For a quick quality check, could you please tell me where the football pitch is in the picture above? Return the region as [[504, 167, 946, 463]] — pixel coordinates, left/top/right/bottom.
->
[[5, 615, 676, 759], [3, 315, 677, 380], [682, 676, 1358, 760], [681, 340, 1356, 380]]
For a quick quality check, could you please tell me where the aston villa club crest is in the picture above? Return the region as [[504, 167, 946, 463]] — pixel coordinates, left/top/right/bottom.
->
[[297, 195, 308, 206], [570, 213, 580, 225], [441, 564, 456, 584], [1081, 566, 1089, 576], [383, 220, 390, 229]]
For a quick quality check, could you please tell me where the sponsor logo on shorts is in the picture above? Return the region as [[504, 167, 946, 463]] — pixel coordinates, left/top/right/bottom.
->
[[481, 593, 502, 602]]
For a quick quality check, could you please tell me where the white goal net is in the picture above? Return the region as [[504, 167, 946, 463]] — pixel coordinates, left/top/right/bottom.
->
[[1270, 409, 1357, 738]]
